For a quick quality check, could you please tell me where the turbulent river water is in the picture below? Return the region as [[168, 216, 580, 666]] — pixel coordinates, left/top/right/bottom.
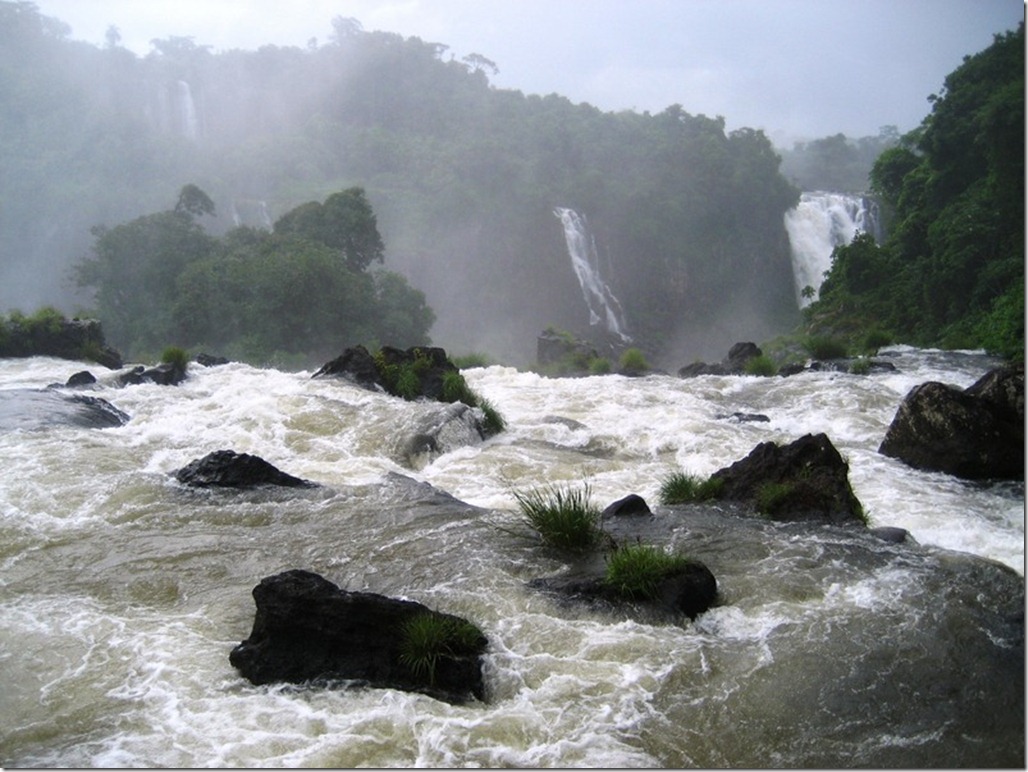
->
[[1, 347, 1023, 768]]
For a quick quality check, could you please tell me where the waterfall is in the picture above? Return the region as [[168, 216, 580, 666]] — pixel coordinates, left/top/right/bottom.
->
[[784, 192, 881, 307], [175, 80, 199, 140], [553, 207, 631, 341]]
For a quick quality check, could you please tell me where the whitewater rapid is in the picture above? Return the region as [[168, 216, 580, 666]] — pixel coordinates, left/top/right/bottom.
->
[[0, 347, 1022, 767]]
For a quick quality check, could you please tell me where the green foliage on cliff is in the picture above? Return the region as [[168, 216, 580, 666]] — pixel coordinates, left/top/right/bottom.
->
[[76, 185, 434, 364], [804, 25, 1024, 360]]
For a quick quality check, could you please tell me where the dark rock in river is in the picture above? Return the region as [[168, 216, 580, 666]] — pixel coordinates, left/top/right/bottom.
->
[[0, 388, 129, 431], [878, 364, 1024, 480], [116, 361, 188, 387], [312, 344, 384, 390], [403, 402, 491, 470], [710, 432, 866, 525], [313, 345, 464, 403], [602, 493, 652, 517], [536, 328, 599, 373], [0, 316, 122, 369], [230, 569, 488, 704], [678, 341, 762, 377], [175, 449, 317, 489]]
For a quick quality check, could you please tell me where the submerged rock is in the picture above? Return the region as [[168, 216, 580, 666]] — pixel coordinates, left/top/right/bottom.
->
[[879, 364, 1024, 480], [174, 449, 317, 489], [0, 388, 129, 431], [230, 569, 488, 704], [678, 341, 763, 377]]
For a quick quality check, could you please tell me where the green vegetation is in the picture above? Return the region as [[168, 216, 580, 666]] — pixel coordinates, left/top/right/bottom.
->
[[849, 357, 872, 375], [755, 482, 796, 516], [74, 186, 434, 366], [160, 346, 189, 370], [618, 347, 650, 373], [511, 483, 602, 552], [398, 613, 484, 687], [604, 544, 694, 600], [451, 352, 493, 369], [803, 25, 1024, 360], [658, 473, 724, 505], [803, 335, 848, 360], [589, 357, 612, 375], [744, 354, 778, 376]]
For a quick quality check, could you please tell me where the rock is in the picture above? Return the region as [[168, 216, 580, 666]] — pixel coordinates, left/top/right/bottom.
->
[[0, 316, 122, 369], [65, 370, 97, 388], [229, 569, 488, 704], [678, 341, 762, 377], [403, 402, 489, 469], [528, 559, 718, 621], [312, 344, 385, 390], [115, 361, 188, 387], [717, 412, 771, 423], [709, 432, 866, 525], [878, 365, 1024, 480], [175, 449, 317, 489], [196, 353, 229, 367], [602, 493, 652, 517], [536, 328, 599, 372], [870, 526, 916, 544], [0, 389, 129, 431]]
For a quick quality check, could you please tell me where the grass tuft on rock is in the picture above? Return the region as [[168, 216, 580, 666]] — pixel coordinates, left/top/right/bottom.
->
[[512, 482, 602, 551], [658, 472, 724, 505], [604, 543, 693, 600]]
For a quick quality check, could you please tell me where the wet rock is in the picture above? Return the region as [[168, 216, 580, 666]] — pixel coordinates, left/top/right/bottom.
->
[[0, 389, 129, 431], [175, 449, 317, 489], [602, 493, 652, 517], [116, 361, 188, 387], [718, 412, 771, 423], [879, 364, 1024, 480], [229, 569, 488, 704], [65, 370, 97, 388], [0, 316, 122, 369], [710, 432, 866, 525], [678, 341, 762, 377], [195, 353, 229, 367], [312, 344, 385, 390], [403, 402, 490, 469]]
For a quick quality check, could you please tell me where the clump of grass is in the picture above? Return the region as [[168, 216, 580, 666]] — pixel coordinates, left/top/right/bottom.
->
[[442, 369, 477, 404], [398, 614, 485, 686], [394, 363, 421, 400], [160, 345, 189, 370], [744, 354, 778, 376], [589, 356, 612, 375], [803, 335, 848, 360], [477, 397, 506, 435], [618, 347, 649, 373], [863, 328, 893, 353], [604, 543, 693, 600], [512, 482, 602, 551], [755, 481, 795, 516], [658, 472, 724, 505], [451, 352, 492, 369], [849, 357, 872, 375]]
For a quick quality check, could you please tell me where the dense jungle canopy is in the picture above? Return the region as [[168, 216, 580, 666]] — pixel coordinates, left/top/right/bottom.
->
[[1, 1, 1021, 366]]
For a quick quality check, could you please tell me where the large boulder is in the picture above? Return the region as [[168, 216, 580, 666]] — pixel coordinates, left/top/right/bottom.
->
[[229, 569, 488, 704], [174, 449, 316, 489], [709, 432, 866, 525], [536, 328, 599, 372], [116, 361, 188, 387], [403, 402, 491, 469], [0, 316, 122, 369], [313, 345, 462, 402], [312, 344, 384, 390], [878, 364, 1024, 480]]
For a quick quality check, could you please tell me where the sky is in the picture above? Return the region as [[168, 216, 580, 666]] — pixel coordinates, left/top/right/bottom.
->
[[31, 0, 1025, 144]]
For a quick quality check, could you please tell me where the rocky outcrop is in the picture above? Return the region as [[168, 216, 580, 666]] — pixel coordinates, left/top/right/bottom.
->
[[175, 450, 317, 489], [0, 388, 129, 431], [116, 361, 188, 387], [878, 364, 1024, 480], [536, 328, 600, 374], [678, 341, 762, 377], [710, 432, 866, 525], [403, 402, 491, 469], [229, 569, 488, 704], [0, 316, 122, 369], [314, 345, 465, 403], [312, 344, 385, 390]]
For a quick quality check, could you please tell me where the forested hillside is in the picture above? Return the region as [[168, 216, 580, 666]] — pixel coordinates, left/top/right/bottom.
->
[[1, 3, 802, 366], [805, 24, 1024, 360]]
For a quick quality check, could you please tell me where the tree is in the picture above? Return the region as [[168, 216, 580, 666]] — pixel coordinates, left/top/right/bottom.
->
[[273, 187, 384, 272]]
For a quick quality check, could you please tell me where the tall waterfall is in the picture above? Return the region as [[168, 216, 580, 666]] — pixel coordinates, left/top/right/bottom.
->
[[554, 207, 631, 341], [175, 80, 199, 140], [784, 192, 881, 307]]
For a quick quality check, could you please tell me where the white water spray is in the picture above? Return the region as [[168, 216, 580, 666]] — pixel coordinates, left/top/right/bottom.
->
[[175, 80, 199, 140], [784, 192, 881, 306], [553, 207, 631, 341]]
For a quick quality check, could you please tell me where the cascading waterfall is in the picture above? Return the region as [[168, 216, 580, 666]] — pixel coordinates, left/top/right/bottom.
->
[[554, 207, 631, 341], [784, 191, 881, 307], [175, 80, 200, 140]]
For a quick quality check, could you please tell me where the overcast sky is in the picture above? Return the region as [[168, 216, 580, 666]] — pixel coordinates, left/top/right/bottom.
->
[[32, 0, 1025, 143]]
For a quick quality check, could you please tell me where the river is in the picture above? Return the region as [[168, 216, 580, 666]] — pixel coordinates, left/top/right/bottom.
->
[[0, 346, 1022, 767]]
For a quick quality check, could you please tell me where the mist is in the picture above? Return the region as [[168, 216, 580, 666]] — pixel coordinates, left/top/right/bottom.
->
[[1, 2, 1017, 368]]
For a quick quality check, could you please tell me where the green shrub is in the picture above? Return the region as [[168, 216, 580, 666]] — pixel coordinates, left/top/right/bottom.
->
[[803, 335, 848, 360], [160, 345, 189, 370], [512, 483, 602, 551], [862, 328, 893, 353], [849, 357, 872, 375], [589, 356, 612, 375], [744, 354, 778, 376], [451, 352, 492, 369], [398, 613, 484, 686], [619, 347, 649, 372], [604, 543, 693, 600], [28, 306, 65, 335], [478, 397, 506, 435], [755, 481, 795, 515], [658, 472, 724, 505], [394, 364, 421, 400], [442, 369, 477, 404]]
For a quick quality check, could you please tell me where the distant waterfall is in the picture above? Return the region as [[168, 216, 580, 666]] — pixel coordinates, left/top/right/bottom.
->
[[153, 80, 200, 140], [784, 192, 881, 307], [554, 207, 631, 341], [175, 80, 199, 140]]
